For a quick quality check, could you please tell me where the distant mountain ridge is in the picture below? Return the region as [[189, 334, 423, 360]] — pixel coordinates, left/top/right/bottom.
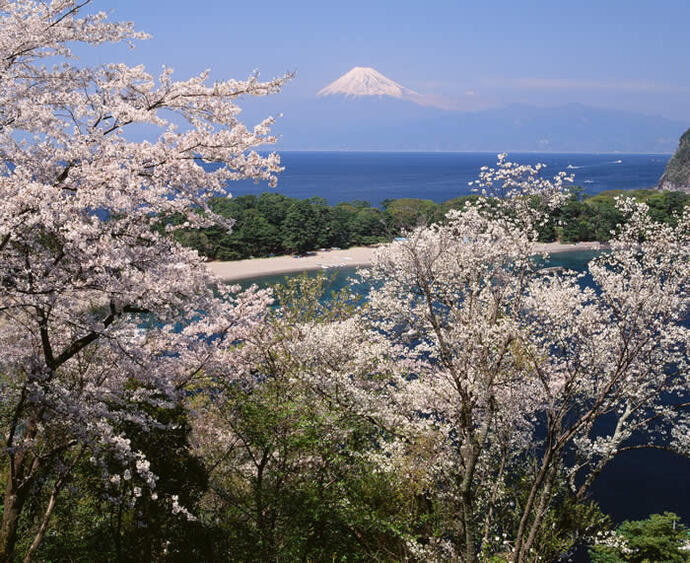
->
[[377, 103, 685, 153], [658, 129, 690, 192], [274, 96, 685, 153]]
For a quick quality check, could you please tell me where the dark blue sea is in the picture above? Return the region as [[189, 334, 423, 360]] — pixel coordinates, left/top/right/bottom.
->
[[239, 251, 690, 526], [229, 151, 670, 204]]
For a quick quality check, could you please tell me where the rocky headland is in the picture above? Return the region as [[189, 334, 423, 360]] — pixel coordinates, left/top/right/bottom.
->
[[659, 128, 690, 193]]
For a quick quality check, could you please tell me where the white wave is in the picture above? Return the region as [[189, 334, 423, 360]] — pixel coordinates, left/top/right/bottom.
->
[[566, 164, 581, 169], [583, 180, 594, 184]]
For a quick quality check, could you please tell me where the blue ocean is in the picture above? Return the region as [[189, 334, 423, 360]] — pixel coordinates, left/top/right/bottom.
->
[[229, 151, 670, 204]]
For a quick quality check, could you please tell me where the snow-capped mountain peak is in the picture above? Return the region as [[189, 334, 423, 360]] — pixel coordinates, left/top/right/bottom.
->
[[317, 66, 418, 99]]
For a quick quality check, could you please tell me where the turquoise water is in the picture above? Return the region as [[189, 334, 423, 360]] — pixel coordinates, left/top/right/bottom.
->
[[235, 249, 690, 523], [237, 249, 602, 292], [237, 265, 360, 292]]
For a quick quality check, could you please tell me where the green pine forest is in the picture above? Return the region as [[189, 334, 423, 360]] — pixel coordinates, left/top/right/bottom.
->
[[165, 188, 690, 260]]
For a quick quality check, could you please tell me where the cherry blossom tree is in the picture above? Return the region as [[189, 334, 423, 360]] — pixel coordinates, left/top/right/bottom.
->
[[0, 1, 288, 558], [358, 158, 690, 561]]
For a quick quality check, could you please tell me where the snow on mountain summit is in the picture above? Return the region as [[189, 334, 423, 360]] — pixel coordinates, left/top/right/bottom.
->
[[317, 66, 418, 100]]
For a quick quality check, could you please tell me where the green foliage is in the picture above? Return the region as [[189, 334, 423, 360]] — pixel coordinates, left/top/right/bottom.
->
[[271, 272, 364, 324], [383, 197, 442, 231], [6, 275, 683, 561], [164, 193, 392, 260], [281, 199, 322, 253], [350, 207, 388, 244], [590, 512, 690, 563], [440, 194, 482, 214], [202, 373, 413, 560], [476, 463, 612, 562], [256, 191, 293, 225], [535, 188, 690, 243], [195, 275, 423, 560], [166, 188, 689, 262], [29, 404, 213, 562], [235, 208, 282, 256]]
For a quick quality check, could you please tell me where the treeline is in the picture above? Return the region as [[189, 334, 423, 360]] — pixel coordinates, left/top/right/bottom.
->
[[168, 189, 690, 260], [167, 193, 478, 260], [539, 188, 690, 242]]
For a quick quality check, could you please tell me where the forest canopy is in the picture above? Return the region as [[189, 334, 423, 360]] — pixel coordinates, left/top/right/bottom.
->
[[167, 188, 690, 260]]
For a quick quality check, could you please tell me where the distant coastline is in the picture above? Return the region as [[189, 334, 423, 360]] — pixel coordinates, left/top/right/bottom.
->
[[274, 149, 674, 156], [207, 241, 607, 282]]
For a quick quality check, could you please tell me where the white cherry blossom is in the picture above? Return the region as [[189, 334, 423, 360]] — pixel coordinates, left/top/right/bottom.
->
[[0, 1, 286, 558]]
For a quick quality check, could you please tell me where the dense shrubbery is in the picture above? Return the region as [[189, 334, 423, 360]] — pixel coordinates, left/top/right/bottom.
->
[[167, 189, 689, 260], [18, 273, 690, 562], [542, 188, 690, 243], [590, 512, 690, 562]]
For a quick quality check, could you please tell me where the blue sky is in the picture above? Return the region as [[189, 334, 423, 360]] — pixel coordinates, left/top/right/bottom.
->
[[104, 0, 690, 122]]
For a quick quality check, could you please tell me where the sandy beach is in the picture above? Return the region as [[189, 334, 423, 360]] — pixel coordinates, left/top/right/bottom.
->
[[207, 241, 606, 282]]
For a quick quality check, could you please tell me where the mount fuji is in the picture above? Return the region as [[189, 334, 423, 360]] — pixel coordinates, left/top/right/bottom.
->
[[317, 66, 420, 103]]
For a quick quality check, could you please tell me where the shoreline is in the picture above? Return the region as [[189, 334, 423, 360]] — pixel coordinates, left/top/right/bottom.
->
[[206, 241, 607, 282]]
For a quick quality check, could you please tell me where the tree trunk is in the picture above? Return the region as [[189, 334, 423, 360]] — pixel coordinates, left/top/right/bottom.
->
[[459, 443, 481, 563], [23, 472, 67, 563], [1, 411, 41, 562], [481, 448, 507, 550], [23, 446, 86, 561], [520, 465, 556, 561], [461, 488, 478, 563], [0, 417, 39, 563], [512, 450, 553, 562], [0, 475, 31, 562]]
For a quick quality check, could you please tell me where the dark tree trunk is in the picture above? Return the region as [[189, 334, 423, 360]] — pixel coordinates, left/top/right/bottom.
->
[[0, 465, 33, 562]]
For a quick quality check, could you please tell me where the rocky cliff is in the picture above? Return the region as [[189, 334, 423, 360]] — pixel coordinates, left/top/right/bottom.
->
[[659, 128, 690, 193]]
